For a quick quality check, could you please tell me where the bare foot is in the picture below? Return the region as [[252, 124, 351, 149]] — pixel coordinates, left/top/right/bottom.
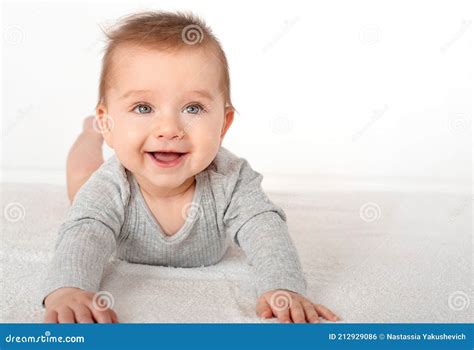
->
[[66, 116, 105, 202]]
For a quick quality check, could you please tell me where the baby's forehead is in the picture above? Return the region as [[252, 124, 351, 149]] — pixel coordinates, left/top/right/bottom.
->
[[106, 44, 226, 101], [108, 43, 225, 91], [111, 43, 222, 75]]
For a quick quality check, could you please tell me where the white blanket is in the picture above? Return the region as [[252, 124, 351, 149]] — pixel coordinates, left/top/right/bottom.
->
[[1, 183, 471, 323]]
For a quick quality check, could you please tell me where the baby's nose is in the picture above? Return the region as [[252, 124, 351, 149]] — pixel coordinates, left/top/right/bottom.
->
[[151, 115, 185, 140]]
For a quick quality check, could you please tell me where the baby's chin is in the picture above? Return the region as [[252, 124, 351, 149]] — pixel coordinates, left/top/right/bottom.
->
[[130, 168, 195, 197], [149, 181, 191, 196], [143, 163, 197, 191]]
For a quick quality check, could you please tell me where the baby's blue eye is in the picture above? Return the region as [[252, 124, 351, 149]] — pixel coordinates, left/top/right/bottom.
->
[[183, 104, 203, 115], [133, 104, 152, 114]]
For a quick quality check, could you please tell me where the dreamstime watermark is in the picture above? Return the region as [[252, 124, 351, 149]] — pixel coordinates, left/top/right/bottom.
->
[[352, 105, 389, 142], [448, 196, 473, 222], [84, 37, 104, 53], [181, 202, 203, 223], [3, 24, 25, 45], [181, 25, 204, 45], [359, 202, 382, 223], [270, 115, 293, 134], [278, 196, 301, 211], [440, 20, 471, 54], [92, 291, 115, 311], [84, 20, 112, 53], [181, 114, 204, 135], [269, 290, 293, 312], [359, 25, 381, 45], [92, 114, 114, 134], [3, 202, 26, 223], [447, 115, 471, 135], [263, 17, 300, 53], [448, 291, 470, 311], [3, 104, 37, 137]]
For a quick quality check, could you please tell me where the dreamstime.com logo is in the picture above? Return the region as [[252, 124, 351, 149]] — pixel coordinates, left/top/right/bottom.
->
[[4, 331, 85, 344]]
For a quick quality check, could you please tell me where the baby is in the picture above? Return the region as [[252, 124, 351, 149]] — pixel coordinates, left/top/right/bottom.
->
[[42, 11, 339, 324]]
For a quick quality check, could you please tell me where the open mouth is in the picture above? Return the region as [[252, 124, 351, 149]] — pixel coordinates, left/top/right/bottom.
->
[[146, 151, 188, 168]]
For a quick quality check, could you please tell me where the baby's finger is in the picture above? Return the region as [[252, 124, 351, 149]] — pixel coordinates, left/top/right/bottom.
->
[[110, 309, 120, 323], [302, 302, 319, 323], [256, 298, 273, 319], [272, 304, 291, 323], [90, 308, 113, 323], [86, 300, 113, 323], [314, 304, 339, 321], [71, 304, 94, 323], [289, 301, 306, 323], [44, 309, 58, 323], [57, 307, 75, 323]]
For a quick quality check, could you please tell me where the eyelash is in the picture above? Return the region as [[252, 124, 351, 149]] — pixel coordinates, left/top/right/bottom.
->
[[131, 102, 208, 115]]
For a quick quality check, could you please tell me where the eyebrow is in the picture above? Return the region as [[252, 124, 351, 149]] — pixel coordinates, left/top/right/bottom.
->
[[120, 89, 215, 101], [188, 90, 214, 101], [120, 90, 153, 100]]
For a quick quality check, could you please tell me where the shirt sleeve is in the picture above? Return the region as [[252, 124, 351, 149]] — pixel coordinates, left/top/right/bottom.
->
[[223, 158, 307, 297], [41, 157, 129, 307]]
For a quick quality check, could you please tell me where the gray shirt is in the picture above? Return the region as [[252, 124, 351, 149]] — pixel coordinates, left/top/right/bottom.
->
[[41, 146, 307, 305]]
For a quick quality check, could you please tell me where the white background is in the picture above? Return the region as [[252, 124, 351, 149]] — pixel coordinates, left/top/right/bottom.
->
[[1, 0, 472, 193]]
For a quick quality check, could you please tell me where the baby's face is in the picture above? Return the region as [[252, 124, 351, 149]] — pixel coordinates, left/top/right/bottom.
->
[[97, 44, 233, 195]]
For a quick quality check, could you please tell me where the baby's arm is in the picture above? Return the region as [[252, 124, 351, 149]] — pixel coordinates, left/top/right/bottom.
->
[[223, 158, 339, 323], [235, 211, 339, 323], [42, 158, 128, 323], [43, 216, 120, 323]]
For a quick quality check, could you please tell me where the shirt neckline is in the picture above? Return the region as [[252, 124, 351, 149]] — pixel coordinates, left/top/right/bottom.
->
[[130, 171, 203, 244]]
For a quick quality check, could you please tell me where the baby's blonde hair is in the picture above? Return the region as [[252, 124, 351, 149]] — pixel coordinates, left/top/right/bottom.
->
[[96, 11, 232, 109]]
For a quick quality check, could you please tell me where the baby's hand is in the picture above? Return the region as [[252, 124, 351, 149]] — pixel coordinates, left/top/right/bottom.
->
[[256, 289, 340, 323], [43, 287, 119, 323]]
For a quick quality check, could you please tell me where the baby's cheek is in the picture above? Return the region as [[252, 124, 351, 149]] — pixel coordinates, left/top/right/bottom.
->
[[112, 133, 144, 169], [193, 122, 222, 146], [189, 145, 219, 175]]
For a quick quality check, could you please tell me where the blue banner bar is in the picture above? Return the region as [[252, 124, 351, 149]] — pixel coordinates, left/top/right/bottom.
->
[[1, 323, 472, 350]]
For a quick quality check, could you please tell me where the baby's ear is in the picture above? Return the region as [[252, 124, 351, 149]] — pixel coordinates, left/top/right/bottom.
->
[[95, 105, 114, 148], [220, 106, 234, 140]]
